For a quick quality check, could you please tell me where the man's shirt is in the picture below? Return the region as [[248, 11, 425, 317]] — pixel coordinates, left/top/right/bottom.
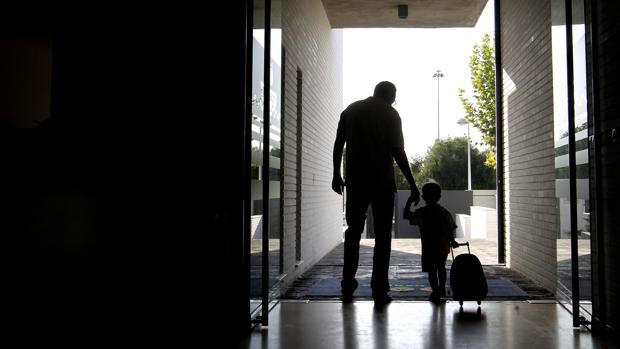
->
[[336, 96, 404, 192]]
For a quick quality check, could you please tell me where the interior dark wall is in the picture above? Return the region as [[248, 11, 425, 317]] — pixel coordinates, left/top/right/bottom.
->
[[1, 3, 248, 344], [593, 0, 620, 336], [0, 36, 52, 128]]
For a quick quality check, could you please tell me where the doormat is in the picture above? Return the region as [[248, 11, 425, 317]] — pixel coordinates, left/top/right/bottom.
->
[[304, 277, 528, 299]]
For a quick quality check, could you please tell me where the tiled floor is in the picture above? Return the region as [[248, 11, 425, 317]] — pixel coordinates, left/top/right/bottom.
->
[[240, 301, 617, 349]]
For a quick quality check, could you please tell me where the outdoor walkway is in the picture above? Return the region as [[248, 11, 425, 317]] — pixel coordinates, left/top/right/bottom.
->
[[283, 239, 555, 301]]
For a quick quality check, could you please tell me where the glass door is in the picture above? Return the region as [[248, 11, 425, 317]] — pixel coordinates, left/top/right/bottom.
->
[[267, 0, 283, 311], [248, 0, 283, 326], [551, 0, 592, 327], [249, 0, 266, 320], [569, 0, 592, 321]]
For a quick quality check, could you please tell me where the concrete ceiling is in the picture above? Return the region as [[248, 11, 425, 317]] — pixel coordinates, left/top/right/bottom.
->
[[321, 0, 488, 28]]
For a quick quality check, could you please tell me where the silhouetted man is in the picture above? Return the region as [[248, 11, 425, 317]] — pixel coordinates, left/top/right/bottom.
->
[[332, 81, 420, 305]]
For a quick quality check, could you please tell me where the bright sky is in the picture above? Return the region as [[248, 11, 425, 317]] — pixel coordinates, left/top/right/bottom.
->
[[343, 1, 495, 158]]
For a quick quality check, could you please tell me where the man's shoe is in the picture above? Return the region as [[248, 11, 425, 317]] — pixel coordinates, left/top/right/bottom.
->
[[434, 298, 447, 305], [429, 293, 445, 305], [341, 279, 358, 302], [373, 294, 392, 306]]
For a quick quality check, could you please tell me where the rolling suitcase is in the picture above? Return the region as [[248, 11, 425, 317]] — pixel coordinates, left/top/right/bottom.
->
[[449, 242, 488, 308]]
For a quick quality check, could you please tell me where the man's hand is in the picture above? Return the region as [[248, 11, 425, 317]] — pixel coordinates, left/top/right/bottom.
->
[[332, 175, 344, 195], [405, 195, 416, 209], [410, 185, 420, 206], [451, 240, 460, 248], [403, 196, 415, 220]]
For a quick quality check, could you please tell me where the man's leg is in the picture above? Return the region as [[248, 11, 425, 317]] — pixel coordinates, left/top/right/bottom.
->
[[428, 269, 439, 294], [341, 190, 369, 299], [370, 190, 394, 300]]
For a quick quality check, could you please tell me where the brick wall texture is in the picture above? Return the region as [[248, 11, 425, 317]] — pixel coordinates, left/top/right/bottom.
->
[[500, 0, 558, 292], [281, 0, 344, 289]]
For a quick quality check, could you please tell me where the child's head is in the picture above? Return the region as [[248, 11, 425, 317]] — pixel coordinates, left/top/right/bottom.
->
[[422, 181, 441, 204]]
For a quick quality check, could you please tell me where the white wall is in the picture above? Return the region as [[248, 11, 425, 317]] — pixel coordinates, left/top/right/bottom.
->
[[281, 0, 344, 289], [501, 0, 558, 293]]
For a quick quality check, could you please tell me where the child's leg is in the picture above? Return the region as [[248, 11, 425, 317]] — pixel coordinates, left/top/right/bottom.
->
[[438, 266, 446, 296], [428, 267, 444, 304], [438, 253, 449, 296]]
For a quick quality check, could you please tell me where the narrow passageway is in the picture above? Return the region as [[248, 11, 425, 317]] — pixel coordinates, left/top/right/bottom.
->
[[283, 239, 554, 301]]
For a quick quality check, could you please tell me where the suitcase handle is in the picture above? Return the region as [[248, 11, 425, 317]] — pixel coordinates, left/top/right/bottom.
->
[[451, 241, 470, 259]]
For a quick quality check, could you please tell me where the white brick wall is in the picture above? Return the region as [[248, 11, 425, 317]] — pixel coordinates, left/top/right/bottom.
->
[[281, 0, 343, 289], [501, 0, 557, 293]]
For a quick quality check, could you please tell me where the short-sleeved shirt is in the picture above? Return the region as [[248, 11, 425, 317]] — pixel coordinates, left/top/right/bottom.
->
[[407, 204, 457, 271], [336, 96, 404, 192]]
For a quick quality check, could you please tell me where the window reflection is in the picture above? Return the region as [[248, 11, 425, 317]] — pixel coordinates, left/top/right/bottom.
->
[[249, 0, 283, 318], [551, 0, 592, 321]]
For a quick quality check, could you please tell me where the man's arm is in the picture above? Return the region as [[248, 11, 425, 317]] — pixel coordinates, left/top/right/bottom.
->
[[403, 197, 415, 222], [393, 147, 420, 205], [332, 117, 345, 195]]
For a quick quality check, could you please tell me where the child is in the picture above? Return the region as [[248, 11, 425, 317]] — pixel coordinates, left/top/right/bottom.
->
[[403, 181, 459, 304]]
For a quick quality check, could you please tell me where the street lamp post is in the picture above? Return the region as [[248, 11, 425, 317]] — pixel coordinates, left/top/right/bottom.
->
[[433, 70, 444, 139], [253, 114, 263, 153], [457, 118, 471, 190]]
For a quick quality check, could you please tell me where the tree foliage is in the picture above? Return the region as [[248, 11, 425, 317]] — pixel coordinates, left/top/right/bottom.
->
[[458, 33, 496, 169], [395, 155, 425, 189], [560, 122, 587, 139], [396, 138, 496, 190]]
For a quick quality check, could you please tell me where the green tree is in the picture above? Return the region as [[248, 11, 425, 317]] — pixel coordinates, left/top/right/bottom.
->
[[270, 147, 281, 157], [458, 33, 496, 169], [395, 155, 425, 189], [418, 138, 495, 190], [560, 122, 587, 138]]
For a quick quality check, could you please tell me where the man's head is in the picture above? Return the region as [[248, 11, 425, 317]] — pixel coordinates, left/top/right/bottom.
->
[[422, 181, 441, 204], [373, 81, 396, 105]]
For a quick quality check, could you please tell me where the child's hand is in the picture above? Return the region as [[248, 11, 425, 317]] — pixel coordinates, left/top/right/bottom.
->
[[403, 198, 414, 220], [405, 195, 417, 208], [403, 205, 412, 220]]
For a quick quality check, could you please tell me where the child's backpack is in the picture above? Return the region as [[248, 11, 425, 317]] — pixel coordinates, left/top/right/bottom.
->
[[449, 242, 488, 309]]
